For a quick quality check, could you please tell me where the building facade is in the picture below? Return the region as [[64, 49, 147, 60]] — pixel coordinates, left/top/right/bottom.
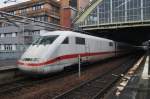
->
[[60, 0, 90, 28], [0, 0, 90, 59], [0, 0, 60, 26], [0, 0, 61, 59]]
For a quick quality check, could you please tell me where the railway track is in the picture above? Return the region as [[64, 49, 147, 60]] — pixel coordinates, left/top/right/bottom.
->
[[0, 54, 142, 99], [0, 68, 78, 94], [53, 55, 141, 99], [0, 58, 113, 94], [0, 55, 129, 94]]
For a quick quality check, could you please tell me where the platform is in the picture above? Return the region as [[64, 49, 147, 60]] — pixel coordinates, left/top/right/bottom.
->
[[0, 59, 17, 70], [105, 56, 150, 99]]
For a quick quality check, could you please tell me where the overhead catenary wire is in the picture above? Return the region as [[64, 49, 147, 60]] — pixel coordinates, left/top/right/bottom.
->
[[0, 11, 91, 34], [0, 11, 70, 29]]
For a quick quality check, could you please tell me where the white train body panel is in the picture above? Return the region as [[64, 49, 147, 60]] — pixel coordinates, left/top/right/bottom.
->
[[18, 31, 122, 75]]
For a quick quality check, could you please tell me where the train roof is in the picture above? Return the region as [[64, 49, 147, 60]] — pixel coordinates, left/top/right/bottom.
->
[[41, 31, 114, 42]]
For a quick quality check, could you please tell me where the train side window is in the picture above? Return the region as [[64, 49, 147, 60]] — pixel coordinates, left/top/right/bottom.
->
[[75, 37, 85, 45], [109, 42, 113, 46], [62, 37, 69, 44]]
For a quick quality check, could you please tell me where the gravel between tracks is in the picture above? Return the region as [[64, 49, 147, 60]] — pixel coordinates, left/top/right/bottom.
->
[[0, 57, 131, 99]]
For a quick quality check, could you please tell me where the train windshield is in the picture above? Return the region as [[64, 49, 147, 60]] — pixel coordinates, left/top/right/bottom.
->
[[32, 35, 58, 45]]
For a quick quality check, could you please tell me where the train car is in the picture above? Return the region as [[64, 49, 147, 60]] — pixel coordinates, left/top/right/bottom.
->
[[115, 42, 134, 56], [17, 31, 130, 75]]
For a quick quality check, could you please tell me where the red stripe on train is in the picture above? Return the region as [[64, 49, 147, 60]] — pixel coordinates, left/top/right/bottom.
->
[[17, 51, 115, 67]]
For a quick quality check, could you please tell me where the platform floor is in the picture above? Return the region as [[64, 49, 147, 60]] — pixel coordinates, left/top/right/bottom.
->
[[0, 59, 17, 70], [105, 56, 150, 99]]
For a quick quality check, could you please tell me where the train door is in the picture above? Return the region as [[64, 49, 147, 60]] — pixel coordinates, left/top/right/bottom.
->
[[75, 37, 88, 62], [57, 36, 72, 67]]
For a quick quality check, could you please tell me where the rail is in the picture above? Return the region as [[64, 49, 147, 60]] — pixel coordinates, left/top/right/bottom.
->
[[53, 55, 142, 99]]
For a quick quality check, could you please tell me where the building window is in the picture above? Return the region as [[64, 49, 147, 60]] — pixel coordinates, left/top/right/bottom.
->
[[2, 23, 11, 27], [0, 45, 4, 50], [33, 30, 40, 35], [32, 4, 44, 11], [44, 16, 48, 22], [12, 32, 17, 37], [69, 0, 77, 8], [75, 37, 85, 45], [28, 31, 33, 36], [0, 44, 1, 50], [32, 6, 36, 10], [19, 8, 27, 14], [51, 18, 60, 24], [41, 5, 44, 9], [51, 6, 60, 16], [3, 44, 16, 51], [12, 45, 16, 51], [8, 11, 16, 15], [4, 44, 12, 51], [33, 16, 48, 22], [5, 33, 12, 37], [0, 34, 4, 37]]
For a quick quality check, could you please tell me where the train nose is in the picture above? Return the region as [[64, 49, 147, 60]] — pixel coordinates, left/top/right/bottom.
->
[[18, 61, 44, 74]]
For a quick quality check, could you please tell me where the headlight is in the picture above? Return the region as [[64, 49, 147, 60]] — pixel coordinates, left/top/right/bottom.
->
[[32, 58, 40, 61], [22, 58, 40, 61]]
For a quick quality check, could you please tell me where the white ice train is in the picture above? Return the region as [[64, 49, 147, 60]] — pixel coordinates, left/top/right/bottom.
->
[[17, 31, 132, 74]]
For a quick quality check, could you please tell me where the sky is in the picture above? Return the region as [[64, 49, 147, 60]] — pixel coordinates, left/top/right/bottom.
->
[[0, 0, 30, 8]]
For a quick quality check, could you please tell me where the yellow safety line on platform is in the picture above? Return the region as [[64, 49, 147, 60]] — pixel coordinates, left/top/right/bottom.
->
[[142, 56, 150, 79], [115, 56, 144, 96]]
